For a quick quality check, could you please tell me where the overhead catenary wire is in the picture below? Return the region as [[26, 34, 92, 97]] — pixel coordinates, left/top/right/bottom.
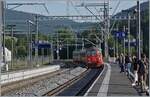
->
[[70, 0, 96, 47], [109, 0, 121, 33]]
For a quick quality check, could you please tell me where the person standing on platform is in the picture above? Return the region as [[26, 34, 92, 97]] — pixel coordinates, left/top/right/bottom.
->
[[132, 55, 138, 86], [137, 54, 149, 93], [125, 54, 132, 78], [119, 53, 125, 73]]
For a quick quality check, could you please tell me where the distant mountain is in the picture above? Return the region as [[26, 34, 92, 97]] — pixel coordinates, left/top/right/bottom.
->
[[5, 9, 95, 34], [113, 1, 149, 18]]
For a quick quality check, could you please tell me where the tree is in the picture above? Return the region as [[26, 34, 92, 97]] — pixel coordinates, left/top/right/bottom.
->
[[80, 27, 102, 46], [5, 36, 17, 51], [54, 28, 75, 44]]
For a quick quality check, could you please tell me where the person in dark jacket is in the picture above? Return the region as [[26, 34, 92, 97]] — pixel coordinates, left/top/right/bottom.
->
[[137, 54, 149, 92], [132, 55, 138, 86]]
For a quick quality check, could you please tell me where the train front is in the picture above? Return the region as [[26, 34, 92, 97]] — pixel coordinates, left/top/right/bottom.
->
[[86, 48, 104, 68]]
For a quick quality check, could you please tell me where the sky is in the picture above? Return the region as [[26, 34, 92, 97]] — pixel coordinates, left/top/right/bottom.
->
[[6, 0, 148, 16]]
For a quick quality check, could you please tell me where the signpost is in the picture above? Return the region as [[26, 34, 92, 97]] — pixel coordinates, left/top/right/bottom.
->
[[114, 31, 126, 56]]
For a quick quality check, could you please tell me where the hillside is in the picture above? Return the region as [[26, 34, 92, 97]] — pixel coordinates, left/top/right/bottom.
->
[[5, 9, 95, 34], [113, 1, 149, 55]]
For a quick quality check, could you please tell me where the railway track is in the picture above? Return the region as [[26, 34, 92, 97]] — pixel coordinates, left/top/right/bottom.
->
[[42, 68, 90, 96], [44, 66, 104, 96], [2, 66, 87, 96], [1, 69, 70, 95], [2, 59, 104, 96], [1, 61, 77, 95]]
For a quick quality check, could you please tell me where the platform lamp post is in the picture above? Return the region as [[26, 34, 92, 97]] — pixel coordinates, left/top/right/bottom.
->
[[137, 0, 141, 60], [35, 15, 39, 67], [27, 20, 31, 67], [127, 13, 131, 56], [27, 20, 35, 68]]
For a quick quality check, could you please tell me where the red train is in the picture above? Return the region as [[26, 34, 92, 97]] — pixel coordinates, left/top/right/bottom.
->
[[73, 47, 104, 68]]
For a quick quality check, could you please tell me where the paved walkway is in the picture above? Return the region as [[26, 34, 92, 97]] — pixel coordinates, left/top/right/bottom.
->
[[86, 63, 148, 96], [107, 63, 139, 96]]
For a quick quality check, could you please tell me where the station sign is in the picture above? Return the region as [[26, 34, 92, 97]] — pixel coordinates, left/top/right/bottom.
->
[[32, 40, 51, 49], [113, 31, 127, 39], [124, 39, 142, 47]]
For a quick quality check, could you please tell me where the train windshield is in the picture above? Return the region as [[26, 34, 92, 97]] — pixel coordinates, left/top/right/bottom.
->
[[87, 49, 96, 56]]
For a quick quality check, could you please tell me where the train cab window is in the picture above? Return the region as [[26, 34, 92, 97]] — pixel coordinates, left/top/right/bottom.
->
[[87, 51, 91, 56], [87, 49, 96, 56], [91, 50, 96, 56]]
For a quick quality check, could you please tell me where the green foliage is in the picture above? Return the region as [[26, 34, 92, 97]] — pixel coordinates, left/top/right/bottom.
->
[[17, 46, 27, 57], [38, 33, 49, 40], [54, 28, 75, 44], [80, 27, 102, 45], [5, 36, 17, 51], [108, 35, 115, 47]]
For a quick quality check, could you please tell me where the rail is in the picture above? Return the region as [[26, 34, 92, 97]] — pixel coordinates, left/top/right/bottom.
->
[[43, 69, 90, 96]]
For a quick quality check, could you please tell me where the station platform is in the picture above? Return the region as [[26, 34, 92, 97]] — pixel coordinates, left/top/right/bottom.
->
[[86, 63, 148, 96], [1, 65, 60, 84], [107, 63, 138, 96]]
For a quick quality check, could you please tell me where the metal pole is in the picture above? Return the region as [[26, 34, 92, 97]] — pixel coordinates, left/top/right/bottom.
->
[[114, 36, 116, 57], [67, 40, 69, 59], [51, 34, 53, 62], [116, 26, 119, 56], [104, 0, 107, 57], [57, 31, 59, 60], [35, 15, 39, 66], [128, 14, 131, 55], [11, 26, 14, 70], [123, 26, 126, 56], [75, 36, 77, 51], [137, 0, 141, 59], [42, 48, 44, 65], [2, 1, 6, 70], [104, 0, 109, 60], [30, 24, 32, 65], [0, 0, 5, 78], [49, 34, 51, 63], [116, 35, 119, 56], [28, 21, 31, 67], [82, 37, 84, 50]]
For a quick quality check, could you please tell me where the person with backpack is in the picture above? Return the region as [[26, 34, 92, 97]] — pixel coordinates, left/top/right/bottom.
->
[[137, 54, 149, 93]]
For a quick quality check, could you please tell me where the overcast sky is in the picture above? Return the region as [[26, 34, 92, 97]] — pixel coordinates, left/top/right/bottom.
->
[[6, 0, 148, 16]]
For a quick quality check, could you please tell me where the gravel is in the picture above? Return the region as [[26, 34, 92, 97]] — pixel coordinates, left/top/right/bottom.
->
[[4, 67, 87, 96]]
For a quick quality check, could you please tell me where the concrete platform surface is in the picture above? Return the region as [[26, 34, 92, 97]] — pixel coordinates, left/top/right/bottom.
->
[[107, 63, 138, 96], [1, 65, 60, 84], [85, 63, 147, 96]]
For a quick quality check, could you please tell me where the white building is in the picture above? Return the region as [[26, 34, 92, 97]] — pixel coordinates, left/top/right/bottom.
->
[[1, 47, 11, 67]]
